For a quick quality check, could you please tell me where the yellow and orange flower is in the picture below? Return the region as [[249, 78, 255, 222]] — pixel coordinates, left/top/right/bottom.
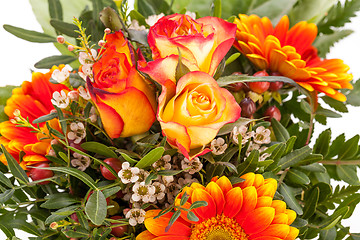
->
[[87, 31, 157, 138], [138, 173, 298, 240], [0, 66, 68, 169], [234, 14, 353, 101]]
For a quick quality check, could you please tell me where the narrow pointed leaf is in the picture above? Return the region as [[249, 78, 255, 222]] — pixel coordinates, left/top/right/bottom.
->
[[1, 145, 29, 184], [135, 147, 165, 169], [34, 55, 77, 69], [3, 24, 56, 43], [85, 190, 107, 225]]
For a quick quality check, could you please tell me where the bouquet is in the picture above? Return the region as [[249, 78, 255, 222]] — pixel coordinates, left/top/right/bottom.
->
[[1, 0, 360, 239]]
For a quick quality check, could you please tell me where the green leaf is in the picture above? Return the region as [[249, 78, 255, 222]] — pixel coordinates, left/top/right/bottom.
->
[[92, 0, 104, 22], [266, 143, 286, 171], [136, 0, 171, 18], [284, 136, 297, 155], [50, 19, 78, 37], [322, 96, 348, 113], [135, 147, 165, 169], [314, 30, 353, 57], [48, 0, 63, 20], [302, 187, 319, 219], [250, 0, 297, 24], [102, 186, 121, 199], [316, 106, 342, 118], [279, 183, 303, 215], [32, 111, 58, 124], [40, 193, 79, 209], [34, 55, 77, 69], [99, 7, 122, 31], [69, 73, 85, 88], [129, 10, 147, 26], [165, 210, 181, 232], [336, 165, 360, 185], [286, 169, 310, 185], [76, 211, 90, 230], [175, 51, 191, 82], [338, 135, 359, 160], [313, 129, 331, 156], [217, 117, 255, 136], [296, 154, 323, 166], [0, 222, 14, 238], [326, 133, 345, 159], [298, 163, 326, 172], [225, 53, 241, 66], [289, 0, 337, 24], [0, 171, 14, 188], [318, 206, 349, 230], [336, 193, 360, 219], [347, 80, 360, 106], [119, 152, 138, 164], [212, 0, 222, 18], [3, 24, 56, 43], [190, 200, 208, 210], [278, 146, 312, 170], [319, 227, 337, 240], [45, 166, 97, 189], [0, 189, 15, 204], [10, 219, 41, 236], [81, 142, 118, 159], [1, 145, 29, 184], [186, 211, 199, 222], [237, 150, 259, 176], [217, 75, 298, 88], [157, 169, 184, 176], [271, 118, 290, 142], [85, 190, 107, 225], [0, 85, 17, 122]]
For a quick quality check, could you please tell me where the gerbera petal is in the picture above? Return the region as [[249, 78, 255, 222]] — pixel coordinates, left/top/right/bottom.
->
[[285, 209, 297, 225], [223, 187, 243, 218], [235, 186, 257, 223], [136, 230, 156, 240], [144, 211, 191, 236], [205, 181, 225, 215], [272, 213, 288, 224], [284, 227, 299, 240], [215, 176, 233, 196], [191, 188, 217, 220], [250, 224, 290, 239], [256, 196, 273, 208], [257, 178, 277, 198], [241, 207, 275, 235]]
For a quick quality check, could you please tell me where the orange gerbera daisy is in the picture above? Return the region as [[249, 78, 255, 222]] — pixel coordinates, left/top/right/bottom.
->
[[0, 65, 69, 169], [137, 173, 299, 240], [234, 14, 353, 101]]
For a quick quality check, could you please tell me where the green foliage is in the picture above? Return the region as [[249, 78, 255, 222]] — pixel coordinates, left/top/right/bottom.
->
[[314, 30, 353, 57]]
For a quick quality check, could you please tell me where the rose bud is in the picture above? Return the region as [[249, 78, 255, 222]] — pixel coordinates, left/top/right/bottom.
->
[[264, 106, 281, 122], [240, 97, 256, 118], [248, 70, 270, 94], [100, 158, 123, 180], [29, 163, 54, 185], [110, 216, 128, 237]]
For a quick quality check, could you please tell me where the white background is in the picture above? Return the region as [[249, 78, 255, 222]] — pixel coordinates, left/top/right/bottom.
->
[[0, 0, 359, 238]]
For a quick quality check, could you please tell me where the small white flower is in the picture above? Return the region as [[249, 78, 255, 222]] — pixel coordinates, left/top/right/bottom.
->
[[68, 90, 79, 101], [246, 142, 261, 156], [145, 13, 165, 27], [125, 208, 146, 226], [152, 182, 166, 201], [78, 64, 93, 81], [185, 11, 196, 19], [67, 122, 86, 144], [128, 19, 147, 31], [210, 137, 228, 155], [137, 169, 150, 183], [118, 162, 140, 184], [231, 125, 254, 145], [161, 175, 174, 186], [71, 152, 91, 171], [51, 90, 69, 109], [78, 86, 91, 100], [79, 49, 97, 65], [253, 126, 271, 144], [51, 65, 72, 83], [89, 106, 98, 123], [181, 157, 203, 174], [132, 182, 156, 203], [152, 154, 172, 171]]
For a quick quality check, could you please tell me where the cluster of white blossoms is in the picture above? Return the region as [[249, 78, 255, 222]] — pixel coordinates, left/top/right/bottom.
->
[[78, 49, 97, 81], [210, 137, 228, 155], [51, 86, 91, 109], [67, 122, 86, 144], [71, 152, 91, 171], [181, 157, 203, 174], [51, 65, 72, 83], [125, 208, 146, 227]]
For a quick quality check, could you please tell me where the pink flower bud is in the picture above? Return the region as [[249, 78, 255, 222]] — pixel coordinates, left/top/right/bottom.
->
[[57, 35, 65, 44], [68, 45, 74, 51], [98, 40, 106, 47], [104, 28, 111, 34], [68, 90, 79, 101]]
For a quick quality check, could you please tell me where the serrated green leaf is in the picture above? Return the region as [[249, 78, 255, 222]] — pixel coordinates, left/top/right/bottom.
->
[[286, 169, 310, 185], [50, 19, 78, 37], [326, 133, 345, 159], [279, 183, 303, 215], [3, 24, 56, 43], [336, 165, 360, 185], [278, 146, 312, 169], [48, 0, 63, 20], [135, 147, 165, 169], [313, 129, 331, 156], [34, 55, 77, 69], [85, 190, 107, 225], [289, 0, 337, 24], [322, 96, 348, 113], [41, 193, 79, 209], [336, 193, 360, 219], [81, 142, 118, 159], [314, 30, 353, 57], [302, 187, 319, 219], [347, 80, 360, 106], [338, 135, 359, 160], [1, 145, 29, 184], [316, 106, 343, 118]]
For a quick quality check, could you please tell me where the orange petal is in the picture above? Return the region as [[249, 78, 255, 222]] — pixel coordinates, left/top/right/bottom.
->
[[136, 230, 156, 240], [237, 172, 255, 188], [215, 176, 233, 196], [191, 188, 217, 220], [205, 181, 225, 215], [257, 178, 277, 198], [284, 227, 299, 240], [256, 196, 272, 208], [285, 209, 297, 225], [271, 200, 286, 214], [272, 213, 288, 224], [235, 186, 257, 223], [241, 207, 275, 235], [250, 224, 290, 239], [223, 187, 243, 218]]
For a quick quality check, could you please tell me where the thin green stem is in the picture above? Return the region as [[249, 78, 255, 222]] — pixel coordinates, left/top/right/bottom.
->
[[319, 160, 360, 165]]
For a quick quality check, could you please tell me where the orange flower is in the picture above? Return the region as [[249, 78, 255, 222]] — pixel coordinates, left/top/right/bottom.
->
[[0, 66, 68, 169], [234, 14, 353, 101], [138, 174, 298, 240], [148, 14, 237, 76], [87, 31, 157, 138]]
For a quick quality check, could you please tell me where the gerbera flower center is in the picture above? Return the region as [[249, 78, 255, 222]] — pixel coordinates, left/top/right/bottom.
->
[[189, 214, 248, 240]]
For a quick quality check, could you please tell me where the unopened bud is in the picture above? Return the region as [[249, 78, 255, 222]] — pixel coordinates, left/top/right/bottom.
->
[[10, 119, 17, 124], [13, 109, 21, 117], [68, 90, 79, 101], [57, 35, 65, 44], [104, 28, 111, 34], [98, 40, 106, 47], [68, 45, 74, 51], [14, 117, 21, 122], [50, 222, 58, 229]]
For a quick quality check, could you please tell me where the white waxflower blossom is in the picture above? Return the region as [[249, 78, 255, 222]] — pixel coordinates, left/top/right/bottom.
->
[[128, 19, 147, 31], [246, 142, 261, 157], [132, 182, 156, 203], [67, 122, 86, 144], [137, 169, 150, 183], [125, 208, 146, 226], [152, 155, 172, 171], [79, 49, 97, 65], [181, 157, 203, 174], [210, 137, 228, 155], [51, 90, 69, 109], [231, 125, 254, 145], [118, 162, 140, 184], [71, 152, 91, 171], [161, 175, 174, 186], [152, 182, 166, 201], [178, 173, 199, 186], [78, 86, 91, 100], [78, 64, 93, 81], [145, 13, 165, 27], [185, 11, 196, 19], [253, 126, 271, 144], [51, 65, 72, 83], [68, 90, 79, 101], [89, 106, 98, 123]]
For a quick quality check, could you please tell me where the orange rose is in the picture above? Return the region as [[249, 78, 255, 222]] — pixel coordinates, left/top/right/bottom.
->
[[156, 70, 241, 159], [87, 31, 157, 138], [148, 14, 237, 76]]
